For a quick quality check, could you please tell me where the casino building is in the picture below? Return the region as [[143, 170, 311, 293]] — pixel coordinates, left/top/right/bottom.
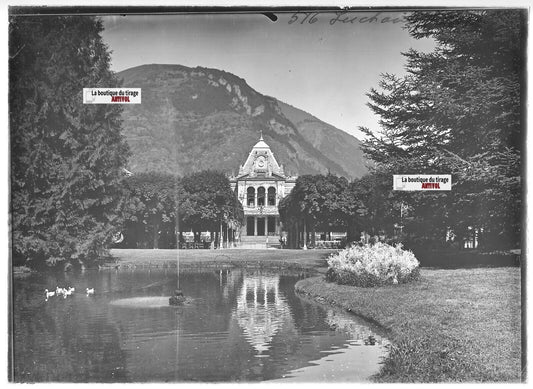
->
[[229, 135, 297, 248]]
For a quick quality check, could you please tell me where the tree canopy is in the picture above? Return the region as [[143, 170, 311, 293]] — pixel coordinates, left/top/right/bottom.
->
[[120, 170, 243, 248], [10, 16, 130, 266], [279, 173, 352, 246], [179, 170, 243, 233], [360, 10, 524, 250], [122, 173, 178, 249]]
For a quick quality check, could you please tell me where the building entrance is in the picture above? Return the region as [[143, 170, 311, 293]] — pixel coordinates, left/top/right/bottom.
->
[[246, 217, 255, 236], [267, 217, 276, 234], [256, 217, 265, 236]]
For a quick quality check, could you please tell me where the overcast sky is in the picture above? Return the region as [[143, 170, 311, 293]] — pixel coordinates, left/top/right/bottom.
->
[[101, 11, 435, 140]]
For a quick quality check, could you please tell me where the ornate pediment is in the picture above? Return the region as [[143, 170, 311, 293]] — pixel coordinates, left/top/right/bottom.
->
[[239, 135, 284, 178]]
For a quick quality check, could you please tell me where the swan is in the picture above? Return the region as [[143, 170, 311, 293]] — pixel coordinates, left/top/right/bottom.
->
[[44, 289, 55, 300], [86, 288, 95, 295]]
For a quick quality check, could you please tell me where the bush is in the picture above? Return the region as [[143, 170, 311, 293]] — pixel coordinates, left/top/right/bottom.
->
[[326, 242, 420, 287]]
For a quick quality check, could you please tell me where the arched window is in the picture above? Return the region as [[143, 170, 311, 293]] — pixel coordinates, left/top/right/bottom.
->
[[268, 187, 276, 206], [247, 187, 255, 206], [257, 187, 266, 206]]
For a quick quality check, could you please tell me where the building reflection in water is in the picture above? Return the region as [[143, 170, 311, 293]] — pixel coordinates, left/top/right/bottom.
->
[[232, 272, 293, 356], [13, 268, 391, 382]]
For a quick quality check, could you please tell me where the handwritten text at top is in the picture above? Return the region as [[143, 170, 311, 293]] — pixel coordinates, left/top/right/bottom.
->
[[288, 12, 407, 26]]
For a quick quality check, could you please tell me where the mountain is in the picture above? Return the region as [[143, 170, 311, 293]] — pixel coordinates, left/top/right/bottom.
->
[[117, 64, 368, 179], [275, 100, 369, 179]]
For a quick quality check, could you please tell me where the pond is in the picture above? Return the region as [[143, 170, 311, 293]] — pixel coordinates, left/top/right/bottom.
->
[[11, 267, 389, 382]]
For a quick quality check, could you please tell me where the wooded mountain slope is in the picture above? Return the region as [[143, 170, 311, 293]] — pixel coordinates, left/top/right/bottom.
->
[[118, 64, 368, 179]]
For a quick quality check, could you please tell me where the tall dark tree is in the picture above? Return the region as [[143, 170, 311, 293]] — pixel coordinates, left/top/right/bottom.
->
[[10, 16, 130, 266], [360, 10, 524, 250], [348, 170, 397, 239]]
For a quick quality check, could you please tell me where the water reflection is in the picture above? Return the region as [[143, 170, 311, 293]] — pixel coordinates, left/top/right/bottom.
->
[[325, 310, 386, 346], [233, 274, 292, 355], [12, 267, 389, 382]]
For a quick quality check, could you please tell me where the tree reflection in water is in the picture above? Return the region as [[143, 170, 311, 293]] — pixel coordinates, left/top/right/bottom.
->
[[325, 310, 387, 346]]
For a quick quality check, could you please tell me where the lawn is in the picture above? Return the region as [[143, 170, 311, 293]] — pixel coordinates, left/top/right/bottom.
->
[[296, 267, 522, 382], [109, 248, 335, 271]]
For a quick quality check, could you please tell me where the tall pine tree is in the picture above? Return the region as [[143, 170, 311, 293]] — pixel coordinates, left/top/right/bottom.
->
[[361, 10, 524, 249], [10, 15, 130, 266]]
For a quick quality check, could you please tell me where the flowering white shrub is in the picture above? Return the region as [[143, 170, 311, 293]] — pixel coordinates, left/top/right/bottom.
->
[[326, 242, 420, 287]]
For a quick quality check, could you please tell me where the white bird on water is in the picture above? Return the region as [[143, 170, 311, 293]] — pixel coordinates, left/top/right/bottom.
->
[[44, 289, 55, 300], [56, 286, 66, 296], [86, 288, 95, 296], [63, 288, 74, 298]]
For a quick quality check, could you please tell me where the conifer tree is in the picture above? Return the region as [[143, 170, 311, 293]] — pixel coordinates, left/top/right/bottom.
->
[[361, 10, 524, 249], [10, 15, 130, 266]]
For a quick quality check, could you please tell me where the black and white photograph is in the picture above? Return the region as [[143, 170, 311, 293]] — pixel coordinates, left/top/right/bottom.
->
[[6, 2, 527, 383]]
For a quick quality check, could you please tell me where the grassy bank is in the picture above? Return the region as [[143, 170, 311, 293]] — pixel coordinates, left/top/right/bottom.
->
[[109, 248, 335, 272], [296, 268, 522, 382]]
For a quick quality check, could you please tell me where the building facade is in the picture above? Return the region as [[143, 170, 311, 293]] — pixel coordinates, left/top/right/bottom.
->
[[229, 135, 297, 248]]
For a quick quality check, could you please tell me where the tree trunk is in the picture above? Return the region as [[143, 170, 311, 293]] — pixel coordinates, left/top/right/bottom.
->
[[346, 220, 358, 244], [303, 220, 308, 250], [295, 221, 300, 249], [226, 224, 229, 248], [152, 219, 160, 249], [219, 222, 223, 249]]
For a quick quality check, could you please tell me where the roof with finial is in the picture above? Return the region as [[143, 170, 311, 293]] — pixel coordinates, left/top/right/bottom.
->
[[232, 133, 287, 180], [253, 130, 269, 149]]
